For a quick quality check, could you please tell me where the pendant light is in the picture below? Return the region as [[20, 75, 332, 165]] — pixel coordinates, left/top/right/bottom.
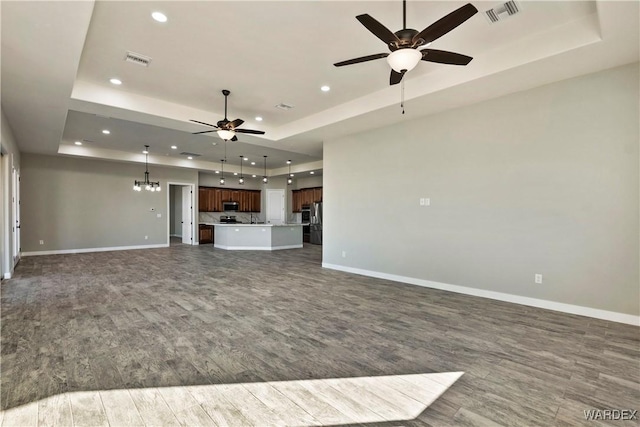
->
[[238, 155, 244, 185], [287, 160, 293, 185], [262, 155, 268, 184], [133, 145, 160, 192], [219, 159, 225, 185]]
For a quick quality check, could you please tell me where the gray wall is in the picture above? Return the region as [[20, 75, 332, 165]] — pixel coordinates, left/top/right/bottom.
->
[[293, 175, 323, 190], [199, 171, 262, 189], [21, 154, 197, 252], [323, 63, 639, 316]]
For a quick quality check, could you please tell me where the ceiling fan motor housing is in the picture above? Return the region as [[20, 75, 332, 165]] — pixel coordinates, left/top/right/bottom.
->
[[391, 28, 420, 50]]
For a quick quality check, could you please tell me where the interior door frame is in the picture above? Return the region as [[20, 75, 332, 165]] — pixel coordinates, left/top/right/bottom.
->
[[166, 182, 195, 245], [12, 165, 20, 267]]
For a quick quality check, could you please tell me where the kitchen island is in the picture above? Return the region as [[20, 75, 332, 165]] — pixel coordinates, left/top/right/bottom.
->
[[213, 224, 303, 251]]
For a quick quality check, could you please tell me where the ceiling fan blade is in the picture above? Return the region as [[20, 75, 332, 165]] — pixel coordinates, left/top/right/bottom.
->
[[334, 53, 389, 67], [412, 3, 478, 45], [189, 119, 218, 128], [235, 129, 266, 135], [229, 118, 244, 129], [192, 130, 218, 135], [421, 49, 472, 65], [231, 135, 238, 142], [356, 14, 400, 45], [390, 69, 406, 85]]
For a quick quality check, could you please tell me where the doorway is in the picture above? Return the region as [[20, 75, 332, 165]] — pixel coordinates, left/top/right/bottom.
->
[[167, 183, 194, 246]]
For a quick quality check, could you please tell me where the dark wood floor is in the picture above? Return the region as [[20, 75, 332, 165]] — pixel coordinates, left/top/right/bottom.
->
[[1, 243, 638, 425]]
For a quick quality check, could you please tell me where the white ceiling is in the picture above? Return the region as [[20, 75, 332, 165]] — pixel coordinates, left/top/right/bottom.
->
[[1, 1, 638, 176]]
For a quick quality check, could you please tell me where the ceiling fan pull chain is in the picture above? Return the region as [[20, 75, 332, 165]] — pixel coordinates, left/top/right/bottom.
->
[[401, 80, 405, 114]]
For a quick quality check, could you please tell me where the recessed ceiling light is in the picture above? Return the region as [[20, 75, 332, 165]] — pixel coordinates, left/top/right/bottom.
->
[[243, 157, 248, 161], [233, 172, 238, 176], [310, 171, 315, 174], [215, 170, 219, 174], [170, 145, 177, 149], [152, 11, 167, 23], [187, 156, 193, 160], [142, 149, 149, 154], [109, 78, 122, 85], [321, 85, 330, 92], [286, 160, 291, 164], [74, 141, 82, 146], [255, 116, 263, 122], [252, 174, 257, 178], [250, 161, 256, 165], [102, 129, 110, 134]]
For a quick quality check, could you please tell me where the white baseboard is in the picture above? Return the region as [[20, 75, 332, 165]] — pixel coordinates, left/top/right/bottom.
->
[[214, 244, 303, 251], [322, 263, 639, 326], [22, 243, 170, 256], [170, 234, 182, 238]]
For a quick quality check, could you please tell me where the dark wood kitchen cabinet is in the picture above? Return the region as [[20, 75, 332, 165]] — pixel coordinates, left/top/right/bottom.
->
[[199, 224, 213, 244], [251, 191, 261, 212], [199, 188, 218, 212], [198, 187, 261, 213], [292, 187, 322, 212]]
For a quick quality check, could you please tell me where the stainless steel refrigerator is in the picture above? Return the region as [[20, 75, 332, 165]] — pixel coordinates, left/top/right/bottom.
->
[[310, 202, 322, 245]]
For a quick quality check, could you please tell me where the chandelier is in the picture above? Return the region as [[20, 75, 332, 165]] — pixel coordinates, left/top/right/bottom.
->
[[133, 145, 160, 192]]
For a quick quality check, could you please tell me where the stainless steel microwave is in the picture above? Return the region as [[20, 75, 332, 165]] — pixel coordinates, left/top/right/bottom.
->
[[222, 201, 239, 212]]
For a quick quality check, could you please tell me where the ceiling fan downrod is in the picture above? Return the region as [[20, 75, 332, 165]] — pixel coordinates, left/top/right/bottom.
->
[[403, 0, 407, 30], [222, 89, 230, 120]]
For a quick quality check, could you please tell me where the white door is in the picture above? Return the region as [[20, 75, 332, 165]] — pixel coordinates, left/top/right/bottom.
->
[[181, 185, 192, 244], [266, 189, 285, 224]]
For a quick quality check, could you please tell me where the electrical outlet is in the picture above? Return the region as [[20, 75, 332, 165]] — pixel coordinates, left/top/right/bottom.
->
[[144, 235, 148, 240], [156, 213, 161, 218], [419, 198, 425, 206], [39, 240, 44, 245], [425, 198, 431, 206], [535, 274, 542, 284], [342, 251, 346, 258]]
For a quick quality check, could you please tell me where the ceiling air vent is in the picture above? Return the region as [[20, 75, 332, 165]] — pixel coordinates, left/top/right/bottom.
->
[[485, 0, 521, 24], [180, 152, 201, 157], [275, 103, 294, 111], [124, 51, 152, 67]]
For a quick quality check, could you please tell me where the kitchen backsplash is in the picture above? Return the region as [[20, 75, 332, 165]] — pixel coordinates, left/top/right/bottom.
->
[[199, 212, 303, 224], [199, 212, 261, 224]]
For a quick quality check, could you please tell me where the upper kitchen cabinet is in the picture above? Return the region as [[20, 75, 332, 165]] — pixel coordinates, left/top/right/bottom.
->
[[199, 187, 214, 212], [292, 187, 322, 212], [199, 187, 261, 212]]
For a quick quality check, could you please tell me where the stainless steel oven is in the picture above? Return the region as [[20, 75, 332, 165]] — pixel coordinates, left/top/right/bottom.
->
[[301, 206, 311, 242]]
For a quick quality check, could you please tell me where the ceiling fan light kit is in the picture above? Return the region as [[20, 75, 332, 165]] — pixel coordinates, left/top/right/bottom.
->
[[387, 48, 422, 73], [217, 129, 235, 141]]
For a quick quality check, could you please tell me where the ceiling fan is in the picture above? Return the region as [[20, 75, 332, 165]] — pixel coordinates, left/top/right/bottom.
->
[[334, 1, 478, 85], [191, 90, 265, 141]]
